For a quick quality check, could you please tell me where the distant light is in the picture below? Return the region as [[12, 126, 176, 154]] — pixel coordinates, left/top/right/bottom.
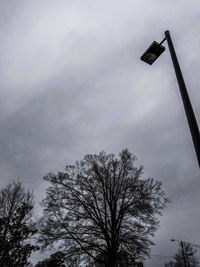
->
[[140, 41, 165, 65]]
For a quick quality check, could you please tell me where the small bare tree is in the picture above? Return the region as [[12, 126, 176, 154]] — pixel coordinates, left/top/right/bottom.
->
[[0, 180, 38, 266]]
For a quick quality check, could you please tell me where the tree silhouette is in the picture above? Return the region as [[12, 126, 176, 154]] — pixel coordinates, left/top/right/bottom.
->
[[0, 180, 39, 266], [38, 149, 168, 266]]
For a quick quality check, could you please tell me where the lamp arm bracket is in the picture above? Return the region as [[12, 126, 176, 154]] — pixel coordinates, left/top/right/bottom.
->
[[159, 37, 167, 46]]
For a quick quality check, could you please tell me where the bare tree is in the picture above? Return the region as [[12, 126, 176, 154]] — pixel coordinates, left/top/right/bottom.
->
[[38, 149, 168, 266], [0, 180, 38, 266]]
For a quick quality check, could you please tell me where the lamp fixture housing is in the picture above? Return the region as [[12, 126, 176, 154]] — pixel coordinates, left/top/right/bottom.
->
[[140, 41, 165, 65]]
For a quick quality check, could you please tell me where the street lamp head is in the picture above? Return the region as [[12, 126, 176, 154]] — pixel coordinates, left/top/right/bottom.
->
[[140, 41, 165, 65]]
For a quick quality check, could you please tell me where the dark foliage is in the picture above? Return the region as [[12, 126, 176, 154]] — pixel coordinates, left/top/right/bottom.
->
[[38, 149, 168, 266], [0, 180, 39, 266]]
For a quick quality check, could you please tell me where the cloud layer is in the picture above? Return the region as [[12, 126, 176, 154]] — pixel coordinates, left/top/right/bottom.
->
[[0, 0, 200, 265]]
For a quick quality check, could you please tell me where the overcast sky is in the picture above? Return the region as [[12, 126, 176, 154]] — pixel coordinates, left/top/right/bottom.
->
[[0, 0, 200, 266]]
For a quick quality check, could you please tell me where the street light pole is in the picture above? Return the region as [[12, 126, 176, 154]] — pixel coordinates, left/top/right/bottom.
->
[[180, 240, 188, 267], [165, 30, 200, 168], [171, 239, 188, 267], [140, 31, 200, 168]]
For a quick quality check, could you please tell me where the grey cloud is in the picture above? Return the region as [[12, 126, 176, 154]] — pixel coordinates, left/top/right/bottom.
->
[[1, 1, 200, 266]]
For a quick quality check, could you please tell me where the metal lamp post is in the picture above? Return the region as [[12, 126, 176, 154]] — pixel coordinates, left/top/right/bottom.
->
[[171, 239, 187, 267], [140, 30, 200, 168]]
